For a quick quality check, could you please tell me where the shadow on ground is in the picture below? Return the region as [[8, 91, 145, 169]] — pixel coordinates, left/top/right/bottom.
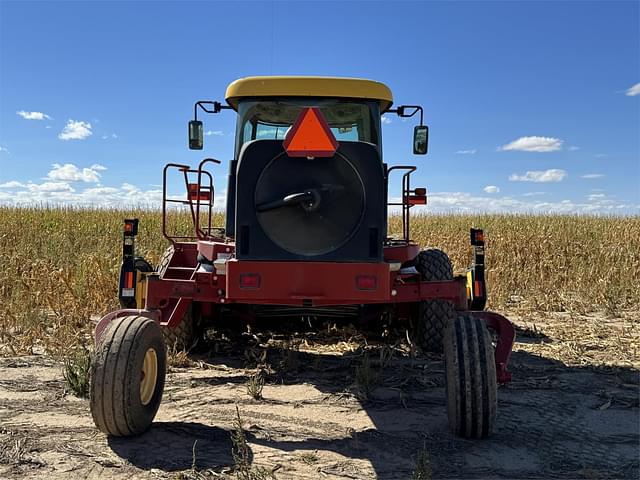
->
[[108, 421, 234, 471]]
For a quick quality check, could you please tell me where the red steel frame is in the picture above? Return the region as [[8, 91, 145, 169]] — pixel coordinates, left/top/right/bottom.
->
[[98, 161, 515, 384]]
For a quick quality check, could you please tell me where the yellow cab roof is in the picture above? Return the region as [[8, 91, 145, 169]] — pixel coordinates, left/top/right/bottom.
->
[[225, 76, 393, 112]]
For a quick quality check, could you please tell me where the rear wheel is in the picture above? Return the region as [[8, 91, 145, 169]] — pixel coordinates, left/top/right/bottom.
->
[[414, 248, 456, 352], [444, 314, 497, 439], [90, 315, 166, 436]]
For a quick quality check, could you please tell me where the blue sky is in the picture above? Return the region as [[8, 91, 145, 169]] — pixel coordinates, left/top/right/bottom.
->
[[0, 0, 638, 213]]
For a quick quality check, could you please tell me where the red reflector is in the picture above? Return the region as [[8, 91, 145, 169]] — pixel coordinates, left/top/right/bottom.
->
[[414, 187, 427, 195], [405, 195, 427, 205], [124, 222, 133, 233], [187, 183, 212, 202], [474, 280, 483, 297], [356, 275, 377, 290], [126, 271, 134, 289], [283, 107, 339, 157], [239, 273, 261, 289]]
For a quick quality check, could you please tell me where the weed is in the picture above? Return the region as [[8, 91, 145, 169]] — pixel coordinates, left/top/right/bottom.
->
[[231, 405, 275, 480], [63, 343, 92, 398], [297, 452, 319, 465], [278, 337, 302, 372], [167, 347, 194, 369], [412, 444, 432, 480], [603, 279, 624, 318], [246, 369, 266, 400], [354, 353, 378, 399]]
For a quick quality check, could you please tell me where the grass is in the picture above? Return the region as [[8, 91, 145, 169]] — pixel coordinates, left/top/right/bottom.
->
[[412, 444, 432, 480], [62, 343, 92, 398], [246, 369, 266, 400], [354, 352, 379, 400], [0, 206, 638, 355], [231, 405, 276, 480]]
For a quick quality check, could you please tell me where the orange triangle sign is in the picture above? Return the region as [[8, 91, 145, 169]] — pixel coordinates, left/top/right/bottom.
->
[[283, 107, 339, 157]]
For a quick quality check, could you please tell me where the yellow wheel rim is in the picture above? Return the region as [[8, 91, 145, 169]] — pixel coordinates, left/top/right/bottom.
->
[[140, 348, 158, 406]]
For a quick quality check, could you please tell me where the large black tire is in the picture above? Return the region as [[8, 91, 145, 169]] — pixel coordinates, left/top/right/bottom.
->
[[157, 246, 195, 351], [163, 311, 196, 352], [444, 314, 497, 439], [90, 315, 166, 436], [415, 248, 456, 352]]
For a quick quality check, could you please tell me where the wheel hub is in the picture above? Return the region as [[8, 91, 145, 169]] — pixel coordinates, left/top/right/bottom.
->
[[140, 348, 158, 406]]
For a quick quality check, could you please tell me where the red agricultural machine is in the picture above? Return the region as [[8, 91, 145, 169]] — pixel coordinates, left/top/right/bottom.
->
[[90, 76, 515, 439]]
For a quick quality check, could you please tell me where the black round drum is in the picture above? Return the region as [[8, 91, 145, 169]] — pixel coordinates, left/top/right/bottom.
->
[[254, 152, 365, 256]]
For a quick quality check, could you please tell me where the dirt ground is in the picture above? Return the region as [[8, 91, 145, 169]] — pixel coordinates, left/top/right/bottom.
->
[[1, 312, 638, 480]]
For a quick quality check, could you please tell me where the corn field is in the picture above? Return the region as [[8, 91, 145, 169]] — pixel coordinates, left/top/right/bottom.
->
[[0, 206, 638, 355]]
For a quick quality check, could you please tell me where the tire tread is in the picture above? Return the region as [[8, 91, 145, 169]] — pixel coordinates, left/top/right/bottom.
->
[[445, 314, 497, 438]]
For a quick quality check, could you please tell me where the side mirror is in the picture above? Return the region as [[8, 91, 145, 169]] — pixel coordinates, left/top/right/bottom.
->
[[189, 120, 203, 150], [413, 125, 428, 155]]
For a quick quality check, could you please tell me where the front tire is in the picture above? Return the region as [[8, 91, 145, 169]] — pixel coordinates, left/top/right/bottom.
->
[[444, 314, 497, 439], [90, 315, 166, 436]]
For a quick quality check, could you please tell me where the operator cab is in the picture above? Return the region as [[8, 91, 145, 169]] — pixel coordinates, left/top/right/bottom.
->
[[187, 76, 429, 256]]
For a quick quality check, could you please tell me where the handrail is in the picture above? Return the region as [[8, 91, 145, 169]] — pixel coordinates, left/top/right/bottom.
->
[[387, 165, 417, 242], [162, 160, 221, 244], [195, 158, 221, 240]]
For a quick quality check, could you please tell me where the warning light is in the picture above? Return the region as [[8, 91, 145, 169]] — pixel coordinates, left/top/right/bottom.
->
[[283, 107, 339, 158], [123, 219, 138, 236], [471, 229, 485, 245], [187, 183, 212, 202], [239, 273, 261, 289], [356, 275, 377, 291], [404, 187, 427, 205]]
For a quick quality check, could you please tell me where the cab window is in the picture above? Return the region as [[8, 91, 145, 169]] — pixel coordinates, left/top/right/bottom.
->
[[237, 99, 378, 153]]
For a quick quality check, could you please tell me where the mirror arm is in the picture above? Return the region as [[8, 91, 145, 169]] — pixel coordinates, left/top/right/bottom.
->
[[388, 105, 424, 125], [193, 101, 233, 121]]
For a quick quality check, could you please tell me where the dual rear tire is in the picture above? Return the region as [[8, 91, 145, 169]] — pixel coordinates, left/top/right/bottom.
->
[[414, 248, 456, 352], [413, 249, 497, 438], [444, 314, 497, 438]]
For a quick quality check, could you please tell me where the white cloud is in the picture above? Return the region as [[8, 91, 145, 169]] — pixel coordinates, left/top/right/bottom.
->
[[499, 136, 563, 152], [17, 110, 52, 120], [58, 119, 92, 140], [0, 145, 9, 153], [101, 133, 118, 140], [0, 181, 25, 188], [404, 191, 638, 214], [509, 169, 567, 183], [581, 173, 604, 179], [625, 82, 640, 97], [483, 185, 500, 194], [568, 146, 580, 151], [28, 181, 74, 193], [522, 191, 548, 197], [0, 181, 162, 208], [204, 130, 224, 136], [456, 149, 477, 154], [47, 163, 106, 183], [588, 193, 606, 201], [381, 115, 392, 125]]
